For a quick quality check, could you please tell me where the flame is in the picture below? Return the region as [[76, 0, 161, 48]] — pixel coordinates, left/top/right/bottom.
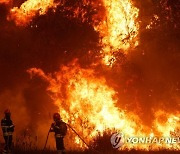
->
[[154, 110, 180, 137], [28, 60, 146, 148], [27, 60, 180, 150], [8, 0, 59, 26], [152, 110, 180, 149], [94, 0, 139, 66], [7, 0, 97, 26], [7, 0, 139, 66], [8, 0, 139, 53], [0, 0, 11, 4], [19, 0, 179, 150]]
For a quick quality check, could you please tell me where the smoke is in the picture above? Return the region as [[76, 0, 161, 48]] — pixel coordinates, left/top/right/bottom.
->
[[0, 0, 11, 4], [0, 87, 29, 142], [0, 0, 179, 149]]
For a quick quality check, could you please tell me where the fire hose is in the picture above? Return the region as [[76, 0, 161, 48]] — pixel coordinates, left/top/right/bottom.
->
[[66, 124, 89, 148], [66, 124, 101, 153], [43, 123, 101, 153]]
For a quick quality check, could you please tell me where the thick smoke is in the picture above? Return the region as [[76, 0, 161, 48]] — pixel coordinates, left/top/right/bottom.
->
[[0, 0, 179, 148]]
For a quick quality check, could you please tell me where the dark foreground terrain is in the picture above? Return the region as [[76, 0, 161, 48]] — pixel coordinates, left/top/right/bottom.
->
[[11, 149, 180, 154], [1, 132, 179, 153]]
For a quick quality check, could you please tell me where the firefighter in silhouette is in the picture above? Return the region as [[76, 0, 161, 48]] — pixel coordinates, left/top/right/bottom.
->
[[1, 109, 15, 154], [50, 113, 67, 154]]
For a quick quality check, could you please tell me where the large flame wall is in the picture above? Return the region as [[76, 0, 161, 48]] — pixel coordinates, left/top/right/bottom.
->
[[0, 0, 179, 151]]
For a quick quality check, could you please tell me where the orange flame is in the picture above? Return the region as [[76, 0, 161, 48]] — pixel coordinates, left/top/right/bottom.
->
[[28, 60, 145, 148], [7, 0, 139, 64], [94, 0, 139, 66], [154, 110, 180, 137], [151, 110, 180, 150], [0, 0, 11, 4], [27, 60, 180, 150], [9, 0, 59, 26]]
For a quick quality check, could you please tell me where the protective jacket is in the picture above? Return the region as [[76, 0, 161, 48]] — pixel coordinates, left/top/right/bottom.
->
[[1, 118, 14, 136], [50, 120, 67, 138], [1, 118, 14, 153]]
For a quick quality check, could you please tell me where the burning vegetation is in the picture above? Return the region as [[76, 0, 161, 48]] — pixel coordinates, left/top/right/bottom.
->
[[0, 0, 179, 153]]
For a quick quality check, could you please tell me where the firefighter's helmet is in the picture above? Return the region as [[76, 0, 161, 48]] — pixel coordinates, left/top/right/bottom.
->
[[53, 113, 61, 121], [4, 109, 11, 115]]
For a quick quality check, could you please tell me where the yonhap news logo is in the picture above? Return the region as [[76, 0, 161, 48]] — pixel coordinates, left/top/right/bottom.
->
[[110, 132, 180, 149], [110, 133, 125, 149]]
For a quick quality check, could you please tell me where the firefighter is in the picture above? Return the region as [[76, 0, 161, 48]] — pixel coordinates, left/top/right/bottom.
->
[[50, 113, 67, 154], [1, 109, 15, 154]]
